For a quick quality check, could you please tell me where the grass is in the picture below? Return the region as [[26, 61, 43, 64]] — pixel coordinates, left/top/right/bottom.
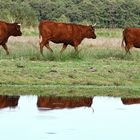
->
[[0, 27, 139, 97], [96, 28, 122, 38], [0, 36, 140, 97], [0, 85, 139, 98]]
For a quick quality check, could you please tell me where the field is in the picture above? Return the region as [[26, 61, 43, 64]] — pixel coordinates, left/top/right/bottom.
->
[[0, 28, 140, 97]]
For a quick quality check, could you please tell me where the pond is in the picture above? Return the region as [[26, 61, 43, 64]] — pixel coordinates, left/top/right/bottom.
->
[[0, 95, 140, 140]]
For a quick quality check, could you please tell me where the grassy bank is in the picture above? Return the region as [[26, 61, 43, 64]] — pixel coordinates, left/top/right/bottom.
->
[[0, 36, 140, 97]]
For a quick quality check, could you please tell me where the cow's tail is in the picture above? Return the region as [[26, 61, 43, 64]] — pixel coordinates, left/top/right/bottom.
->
[[121, 37, 124, 48], [121, 31, 125, 48]]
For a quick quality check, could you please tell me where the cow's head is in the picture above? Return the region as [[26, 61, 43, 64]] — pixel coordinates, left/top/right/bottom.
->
[[11, 23, 22, 36], [87, 24, 96, 39]]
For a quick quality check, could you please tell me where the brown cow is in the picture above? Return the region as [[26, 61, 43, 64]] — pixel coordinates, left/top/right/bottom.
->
[[39, 20, 96, 55], [0, 21, 22, 55], [122, 27, 140, 54], [37, 96, 93, 110], [0, 95, 20, 109]]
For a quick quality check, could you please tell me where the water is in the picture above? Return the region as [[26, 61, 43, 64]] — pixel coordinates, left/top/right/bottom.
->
[[0, 96, 140, 140]]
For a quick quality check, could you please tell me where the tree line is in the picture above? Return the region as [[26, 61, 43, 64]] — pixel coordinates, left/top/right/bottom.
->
[[0, 0, 140, 28]]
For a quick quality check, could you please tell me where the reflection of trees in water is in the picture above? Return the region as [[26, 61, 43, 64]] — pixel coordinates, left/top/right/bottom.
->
[[37, 96, 93, 109], [121, 98, 140, 105], [0, 95, 20, 109]]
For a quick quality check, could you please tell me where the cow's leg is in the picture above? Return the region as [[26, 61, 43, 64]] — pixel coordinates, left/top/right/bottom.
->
[[73, 41, 80, 52], [74, 46, 78, 52], [45, 43, 53, 53], [60, 43, 67, 53], [40, 42, 45, 55], [125, 45, 132, 55], [2, 44, 9, 55]]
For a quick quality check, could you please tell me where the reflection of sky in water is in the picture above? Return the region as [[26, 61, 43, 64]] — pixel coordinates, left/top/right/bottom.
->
[[0, 96, 140, 140]]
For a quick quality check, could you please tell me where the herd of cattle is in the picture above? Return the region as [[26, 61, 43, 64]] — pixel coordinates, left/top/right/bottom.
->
[[0, 20, 140, 55]]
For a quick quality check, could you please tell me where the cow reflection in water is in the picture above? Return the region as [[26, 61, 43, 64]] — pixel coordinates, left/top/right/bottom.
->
[[0, 95, 20, 109], [37, 96, 93, 110], [121, 98, 140, 105]]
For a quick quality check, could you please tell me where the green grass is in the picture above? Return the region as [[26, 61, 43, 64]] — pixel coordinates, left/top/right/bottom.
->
[[0, 85, 139, 98], [0, 40, 140, 97]]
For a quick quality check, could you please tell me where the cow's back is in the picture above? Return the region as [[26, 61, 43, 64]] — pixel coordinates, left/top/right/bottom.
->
[[123, 27, 140, 48], [39, 20, 75, 43]]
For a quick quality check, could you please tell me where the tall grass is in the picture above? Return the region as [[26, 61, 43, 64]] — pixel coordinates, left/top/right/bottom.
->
[[0, 41, 139, 62]]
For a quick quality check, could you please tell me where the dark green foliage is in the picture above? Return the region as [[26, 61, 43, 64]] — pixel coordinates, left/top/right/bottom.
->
[[0, 0, 140, 27], [0, 0, 38, 26]]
